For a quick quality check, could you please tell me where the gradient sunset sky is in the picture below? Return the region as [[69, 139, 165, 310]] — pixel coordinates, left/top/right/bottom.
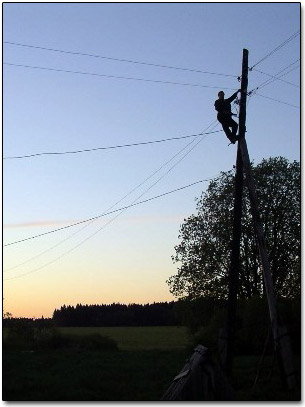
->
[[3, 3, 300, 318]]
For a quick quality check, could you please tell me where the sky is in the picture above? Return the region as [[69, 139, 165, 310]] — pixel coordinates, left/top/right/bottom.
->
[[3, 3, 300, 318]]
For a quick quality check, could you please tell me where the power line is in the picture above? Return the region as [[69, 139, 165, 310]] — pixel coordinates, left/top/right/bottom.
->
[[252, 63, 300, 93], [4, 62, 237, 90], [4, 127, 218, 279], [4, 123, 218, 249], [4, 178, 212, 280], [4, 137, 197, 269], [4, 121, 217, 271], [252, 67, 299, 88], [258, 65, 299, 92], [4, 41, 237, 78], [248, 59, 300, 95], [254, 93, 300, 109], [250, 30, 300, 70], [4, 120, 217, 256], [5, 182, 205, 247], [4, 130, 222, 160]]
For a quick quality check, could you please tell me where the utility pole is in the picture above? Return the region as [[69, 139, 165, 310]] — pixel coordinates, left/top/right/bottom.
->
[[222, 49, 247, 375], [222, 147, 243, 376], [222, 49, 295, 390], [237, 50, 296, 390]]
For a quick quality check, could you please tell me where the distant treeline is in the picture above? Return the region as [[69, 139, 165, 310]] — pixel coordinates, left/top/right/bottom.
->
[[3, 296, 300, 355], [3, 301, 181, 328], [52, 302, 180, 327]]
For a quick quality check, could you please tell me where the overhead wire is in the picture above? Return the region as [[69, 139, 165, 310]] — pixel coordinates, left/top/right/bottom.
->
[[248, 59, 300, 108], [3, 129, 222, 160], [251, 67, 299, 88], [4, 178, 214, 281], [253, 93, 299, 109], [4, 123, 219, 279], [4, 121, 218, 248], [255, 65, 299, 91], [4, 121, 220, 279], [250, 61, 300, 94], [4, 138, 198, 269], [4, 121, 217, 271], [4, 62, 237, 90], [4, 40, 238, 78], [249, 30, 300, 70]]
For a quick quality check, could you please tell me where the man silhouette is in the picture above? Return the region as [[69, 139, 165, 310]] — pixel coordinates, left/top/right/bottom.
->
[[214, 90, 240, 144]]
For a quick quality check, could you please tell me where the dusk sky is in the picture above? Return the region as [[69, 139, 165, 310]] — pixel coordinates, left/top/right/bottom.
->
[[3, 3, 300, 318]]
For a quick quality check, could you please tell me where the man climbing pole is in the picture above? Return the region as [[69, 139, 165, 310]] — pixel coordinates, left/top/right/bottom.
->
[[215, 90, 241, 144]]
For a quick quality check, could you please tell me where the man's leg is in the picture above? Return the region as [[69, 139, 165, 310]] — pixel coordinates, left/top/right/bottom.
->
[[219, 118, 237, 143], [221, 122, 233, 139], [228, 118, 238, 137]]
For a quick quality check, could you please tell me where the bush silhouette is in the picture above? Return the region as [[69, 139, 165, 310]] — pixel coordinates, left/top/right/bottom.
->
[[4, 321, 118, 352]]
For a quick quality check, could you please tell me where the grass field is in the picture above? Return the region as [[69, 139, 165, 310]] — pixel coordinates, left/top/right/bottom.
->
[[58, 326, 189, 350], [3, 326, 191, 401], [3, 326, 301, 401]]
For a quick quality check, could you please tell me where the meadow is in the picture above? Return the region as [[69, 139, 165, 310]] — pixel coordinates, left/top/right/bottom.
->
[[3, 326, 300, 401], [3, 326, 190, 401], [58, 326, 189, 350]]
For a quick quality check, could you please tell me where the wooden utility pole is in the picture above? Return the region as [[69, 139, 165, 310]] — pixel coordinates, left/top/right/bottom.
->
[[222, 49, 295, 390], [163, 48, 295, 401], [236, 50, 296, 390], [222, 49, 247, 375]]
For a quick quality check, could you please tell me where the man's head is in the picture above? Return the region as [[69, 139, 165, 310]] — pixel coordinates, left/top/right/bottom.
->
[[218, 91, 225, 100]]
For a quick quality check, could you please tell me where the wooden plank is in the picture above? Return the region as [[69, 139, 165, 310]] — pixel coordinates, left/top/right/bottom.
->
[[161, 345, 234, 401]]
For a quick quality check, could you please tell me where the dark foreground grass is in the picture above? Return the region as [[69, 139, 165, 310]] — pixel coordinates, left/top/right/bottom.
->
[[3, 349, 301, 401], [3, 349, 188, 401], [3, 325, 301, 401]]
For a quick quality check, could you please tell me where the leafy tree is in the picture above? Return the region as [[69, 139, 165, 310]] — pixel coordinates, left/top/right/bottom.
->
[[167, 157, 300, 300]]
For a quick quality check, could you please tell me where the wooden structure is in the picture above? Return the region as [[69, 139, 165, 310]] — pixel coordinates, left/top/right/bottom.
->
[[221, 48, 248, 375], [223, 48, 296, 389], [161, 345, 234, 401], [162, 49, 295, 401]]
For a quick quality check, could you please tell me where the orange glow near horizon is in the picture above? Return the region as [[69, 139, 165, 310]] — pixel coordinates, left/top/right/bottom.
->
[[3, 213, 183, 319], [3, 287, 176, 319], [3, 259, 177, 318]]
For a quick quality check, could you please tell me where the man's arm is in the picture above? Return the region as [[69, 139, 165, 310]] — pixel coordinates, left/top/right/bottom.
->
[[226, 90, 240, 103]]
